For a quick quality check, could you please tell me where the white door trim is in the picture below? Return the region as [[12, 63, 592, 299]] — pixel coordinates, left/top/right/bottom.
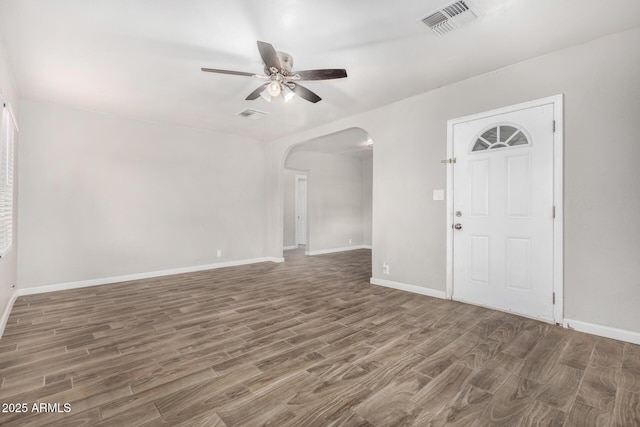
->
[[445, 94, 564, 324]]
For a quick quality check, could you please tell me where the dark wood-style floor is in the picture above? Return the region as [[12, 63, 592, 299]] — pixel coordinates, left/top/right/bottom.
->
[[1, 248, 639, 426]]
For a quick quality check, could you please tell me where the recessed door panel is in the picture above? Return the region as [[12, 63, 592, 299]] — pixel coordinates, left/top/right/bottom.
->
[[469, 235, 489, 284], [506, 237, 532, 291], [506, 154, 531, 218], [469, 159, 489, 217]]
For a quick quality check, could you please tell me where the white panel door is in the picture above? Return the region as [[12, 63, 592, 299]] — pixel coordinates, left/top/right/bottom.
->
[[452, 103, 555, 321], [295, 176, 307, 245]]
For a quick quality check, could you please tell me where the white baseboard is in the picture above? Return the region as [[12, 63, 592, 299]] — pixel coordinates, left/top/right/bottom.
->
[[563, 318, 640, 345], [305, 245, 372, 256], [17, 257, 283, 297], [370, 277, 446, 300], [0, 291, 18, 338], [283, 245, 298, 251]]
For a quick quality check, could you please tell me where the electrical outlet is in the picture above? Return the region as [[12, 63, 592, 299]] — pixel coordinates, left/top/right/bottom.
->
[[216, 249, 222, 258], [382, 262, 390, 275], [348, 238, 352, 245]]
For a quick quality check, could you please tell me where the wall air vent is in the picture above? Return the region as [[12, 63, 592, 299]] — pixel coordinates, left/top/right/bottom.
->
[[419, 0, 481, 36], [237, 108, 268, 120]]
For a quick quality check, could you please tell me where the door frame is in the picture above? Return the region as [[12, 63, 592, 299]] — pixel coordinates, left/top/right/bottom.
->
[[294, 173, 308, 246], [445, 94, 564, 324]]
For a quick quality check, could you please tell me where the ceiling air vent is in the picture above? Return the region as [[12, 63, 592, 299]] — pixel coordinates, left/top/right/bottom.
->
[[419, 0, 481, 36], [237, 108, 268, 120]]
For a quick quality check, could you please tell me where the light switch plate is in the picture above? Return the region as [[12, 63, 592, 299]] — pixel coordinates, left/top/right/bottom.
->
[[433, 189, 445, 201]]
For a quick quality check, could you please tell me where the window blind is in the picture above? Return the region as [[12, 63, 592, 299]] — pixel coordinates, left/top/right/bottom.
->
[[0, 103, 16, 257]]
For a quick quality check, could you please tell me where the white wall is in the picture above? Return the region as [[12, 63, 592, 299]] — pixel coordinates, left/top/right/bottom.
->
[[18, 100, 268, 288], [0, 37, 19, 334], [285, 151, 370, 253], [268, 29, 640, 335]]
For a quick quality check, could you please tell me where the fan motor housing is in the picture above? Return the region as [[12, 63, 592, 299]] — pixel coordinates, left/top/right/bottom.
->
[[271, 51, 293, 74]]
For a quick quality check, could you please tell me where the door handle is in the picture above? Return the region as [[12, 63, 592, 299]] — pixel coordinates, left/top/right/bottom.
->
[[453, 223, 462, 230]]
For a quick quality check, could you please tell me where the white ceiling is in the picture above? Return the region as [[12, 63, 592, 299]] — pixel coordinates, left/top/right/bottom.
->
[[1, 0, 639, 141]]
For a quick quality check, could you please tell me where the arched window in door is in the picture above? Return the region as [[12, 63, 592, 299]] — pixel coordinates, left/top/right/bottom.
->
[[471, 125, 529, 152]]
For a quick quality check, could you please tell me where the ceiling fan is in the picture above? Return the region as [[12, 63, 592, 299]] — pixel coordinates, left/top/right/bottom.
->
[[201, 41, 347, 104]]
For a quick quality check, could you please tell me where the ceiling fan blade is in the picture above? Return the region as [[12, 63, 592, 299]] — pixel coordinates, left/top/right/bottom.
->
[[245, 83, 270, 100], [295, 69, 348, 81], [201, 68, 256, 77], [291, 83, 322, 103], [257, 41, 282, 70]]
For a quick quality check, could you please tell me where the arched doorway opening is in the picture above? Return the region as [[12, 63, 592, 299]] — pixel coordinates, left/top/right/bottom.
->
[[281, 128, 373, 260]]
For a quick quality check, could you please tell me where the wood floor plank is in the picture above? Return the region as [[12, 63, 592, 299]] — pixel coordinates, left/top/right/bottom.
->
[[46, 408, 103, 427], [0, 373, 45, 393], [517, 327, 566, 383], [575, 365, 618, 413], [488, 316, 527, 344], [480, 374, 540, 426], [619, 353, 640, 393], [285, 381, 373, 426], [352, 352, 424, 393], [169, 411, 228, 427], [426, 384, 493, 426], [308, 409, 373, 427], [352, 370, 429, 425], [534, 364, 583, 412], [217, 371, 315, 426], [151, 367, 264, 425], [96, 402, 161, 426], [558, 332, 596, 370], [626, 343, 640, 359], [565, 401, 612, 427], [503, 329, 545, 359], [98, 369, 222, 420], [1, 247, 639, 426], [411, 362, 474, 422], [468, 351, 524, 393], [612, 388, 640, 427], [458, 337, 504, 371], [516, 400, 565, 426]]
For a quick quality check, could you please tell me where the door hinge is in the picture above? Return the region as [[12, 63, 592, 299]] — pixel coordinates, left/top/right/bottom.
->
[[552, 292, 556, 305], [440, 158, 456, 164], [552, 206, 556, 219], [552, 120, 556, 133]]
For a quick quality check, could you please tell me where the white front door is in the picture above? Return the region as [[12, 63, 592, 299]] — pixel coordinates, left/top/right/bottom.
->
[[451, 102, 556, 322], [295, 176, 307, 245]]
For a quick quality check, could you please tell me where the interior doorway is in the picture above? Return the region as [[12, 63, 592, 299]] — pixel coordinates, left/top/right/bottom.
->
[[295, 174, 308, 246]]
